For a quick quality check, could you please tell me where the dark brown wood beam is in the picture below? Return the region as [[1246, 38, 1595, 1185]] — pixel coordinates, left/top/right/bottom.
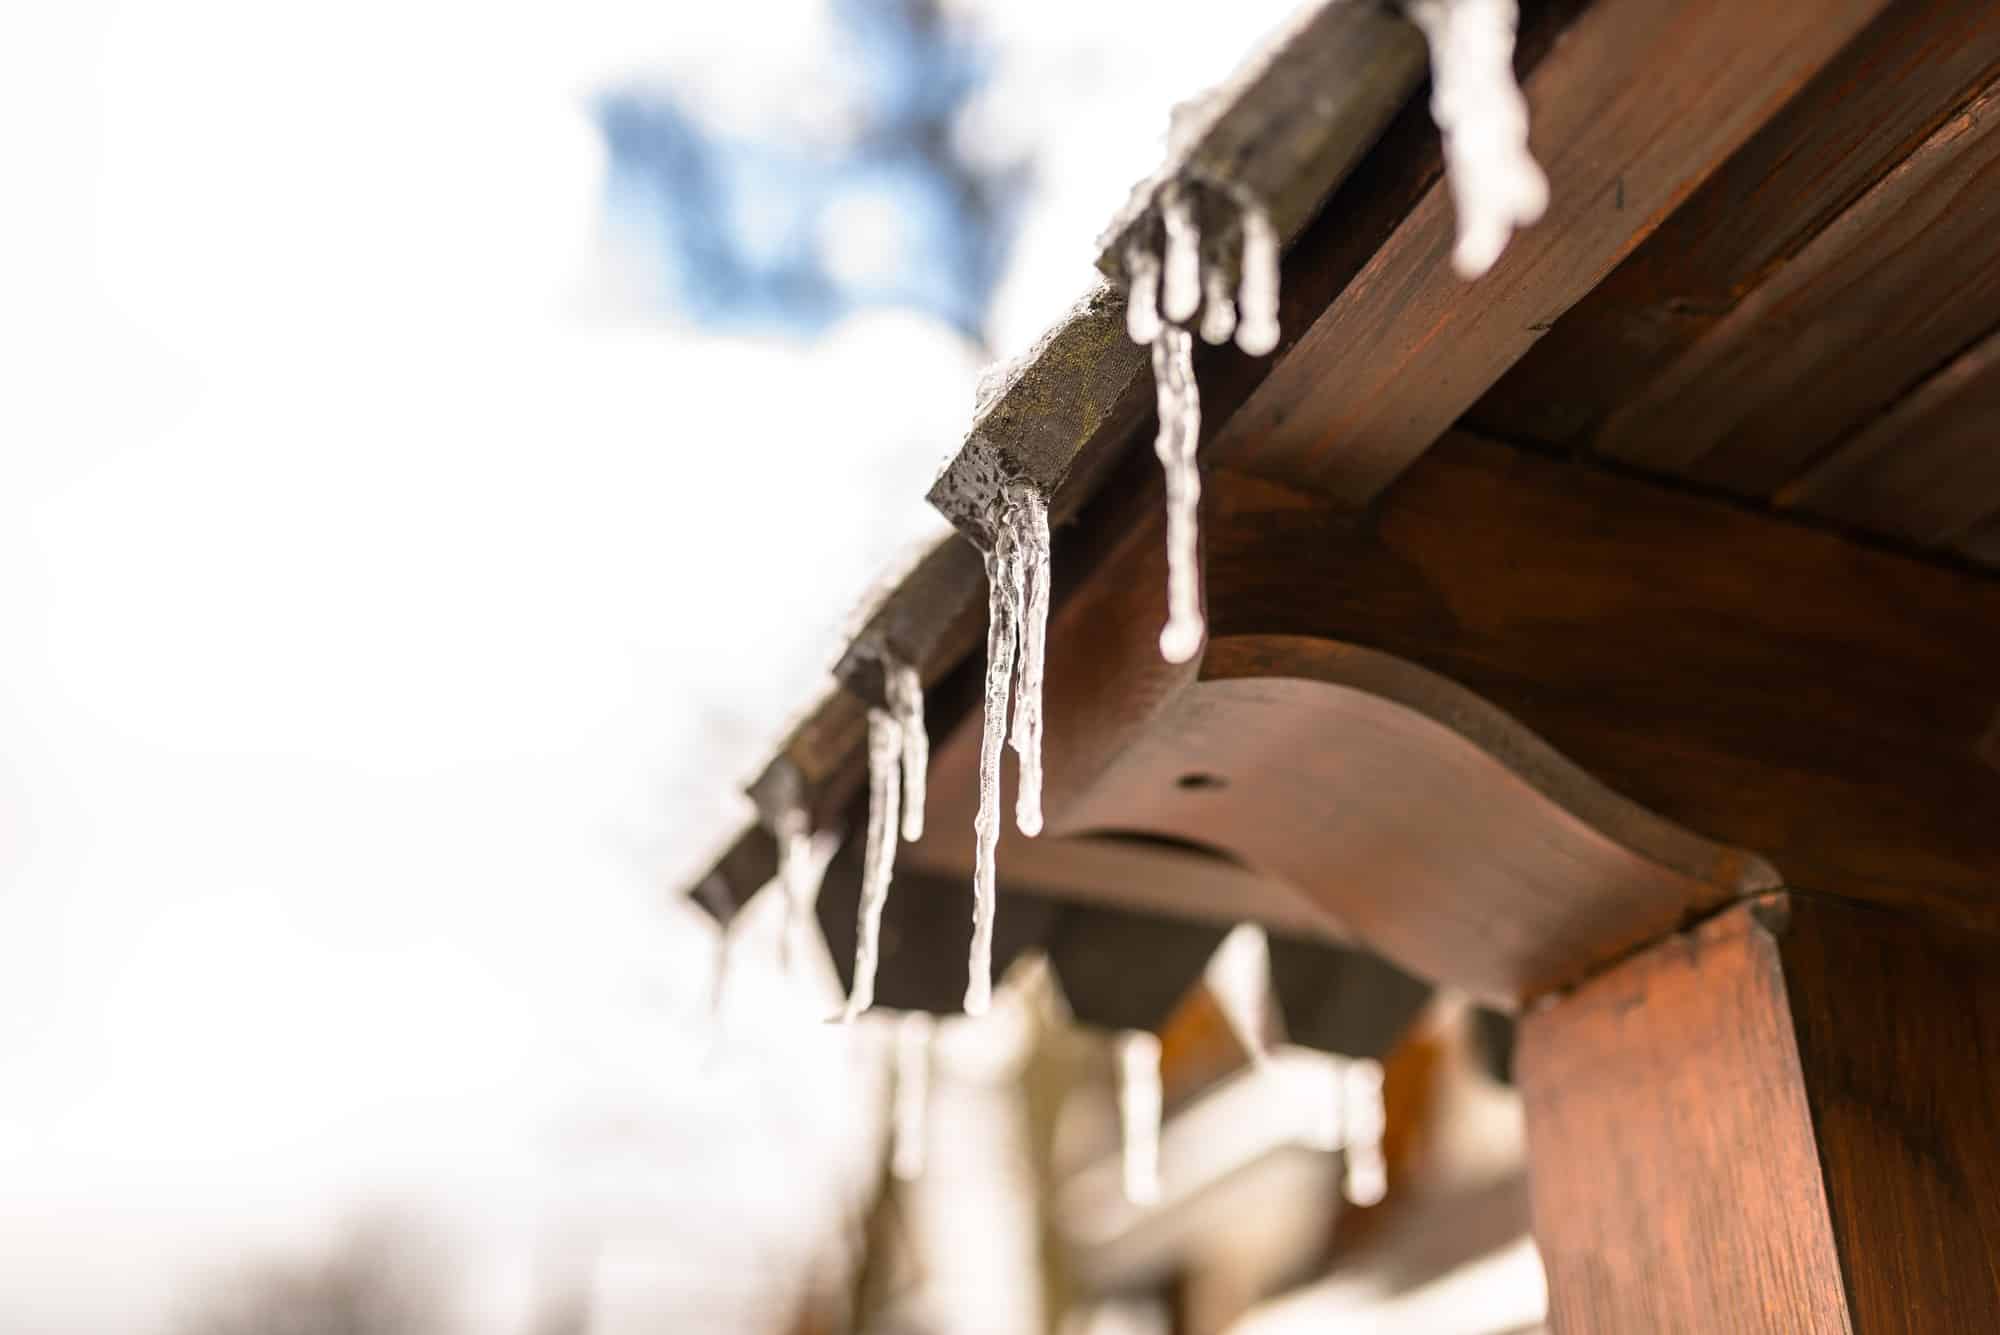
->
[[1213, 0, 1894, 505], [1520, 894, 2000, 1332], [1470, 0, 2000, 456]]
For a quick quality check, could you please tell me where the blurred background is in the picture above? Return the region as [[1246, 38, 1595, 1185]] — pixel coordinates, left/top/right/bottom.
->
[[0, 1, 1539, 1330]]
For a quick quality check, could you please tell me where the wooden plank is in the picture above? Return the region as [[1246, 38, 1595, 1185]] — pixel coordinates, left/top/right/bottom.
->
[[926, 1, 1426, 545], [1093, 0, 1425, 278], [1470, 0, 2000, 450], [1779, 323, 2000, 545], [1596, 75, 2000, 493], [1214, 0, 1891, 505], [1519, 897, 1854, 1333], [1778, 898, 2000, 1333], [1200, 439, 2000, 934], [1521, 894, 2000, 1333]]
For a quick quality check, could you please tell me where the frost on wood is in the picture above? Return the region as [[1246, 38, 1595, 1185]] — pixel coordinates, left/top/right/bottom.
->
[[1406, 0, 1548, 279], [1115, 179, 1284, 664], [1118, 1030, 1164, 1207], [843, 708, 904, 1021], [891, 1011, 933, 1182], [966, 481, 1051, 1016]]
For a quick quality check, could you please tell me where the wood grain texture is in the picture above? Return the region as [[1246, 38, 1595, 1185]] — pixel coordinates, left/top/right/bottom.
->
[[1519, 897, 1855, 1333], [1596, 75, 2000, 493], [1470, 0, 2000, 450], [1779, 323, 2000, 546], [1778, 898, 2000, 1334], [1205, 439, 2000, 935], [1213, 0, 1891, 505], [1524, 895, 2000, 1333]]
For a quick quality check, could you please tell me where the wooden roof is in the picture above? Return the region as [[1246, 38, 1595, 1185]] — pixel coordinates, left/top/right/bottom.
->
[[689, 0, 2000, 1021]]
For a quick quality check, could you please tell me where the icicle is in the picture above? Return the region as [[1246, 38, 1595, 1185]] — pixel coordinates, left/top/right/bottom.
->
[[1151, 326, 1205, 664], [885, 657, 927, 843], [1341, 1057, 1389, 1207], [1118, 1031, 1164, 1207], [843, 708, 904, 1020], [694, 875, 736, 1024], [1406, 0, 1548, 279], [774, 803, 814, 972], [1234, 202, 1281, 356], [1124, 240, 1164, 344], [1198, 262, 1238, 346], [1159, 183, 1202, 325], [1007, 481, 1051, 838], [967, 508, 1024, 1017], [891, 1011, 933, 1181]]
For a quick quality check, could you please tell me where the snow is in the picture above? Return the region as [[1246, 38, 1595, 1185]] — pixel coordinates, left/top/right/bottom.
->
[[891, 1011, 933, 1181]]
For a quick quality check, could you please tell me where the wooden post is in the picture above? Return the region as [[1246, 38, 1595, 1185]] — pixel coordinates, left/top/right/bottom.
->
[[1519, 894, 2000, 1333]]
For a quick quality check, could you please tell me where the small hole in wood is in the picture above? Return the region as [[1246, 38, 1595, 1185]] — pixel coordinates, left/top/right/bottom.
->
[[1175, 772, 1227, 792]]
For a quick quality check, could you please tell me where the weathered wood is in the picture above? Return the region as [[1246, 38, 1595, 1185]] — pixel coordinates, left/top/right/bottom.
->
[[1093, 0, 1425, 279], [1470, 0, 2000, 451], [1266, 935, 1432, 1060], [1521, 895, 2000, 1333], [1779, 323, 2000, 546], [833, 534, 985, 708], [1595, 74, 2000, 494], [1215, 0, 1892, 504], [928, 1, 1426, 545]]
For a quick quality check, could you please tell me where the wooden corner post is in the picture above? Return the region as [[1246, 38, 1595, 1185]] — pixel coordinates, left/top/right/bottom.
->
[[1519, 894, 2000, 1333]]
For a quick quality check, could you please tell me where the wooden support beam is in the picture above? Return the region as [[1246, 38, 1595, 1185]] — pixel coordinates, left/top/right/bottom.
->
[[1595, 73, 2000, 494], [1520, 895, 2000, 1332], [1215, 0, 1893, 505], [1470, 0, 2000, 454]]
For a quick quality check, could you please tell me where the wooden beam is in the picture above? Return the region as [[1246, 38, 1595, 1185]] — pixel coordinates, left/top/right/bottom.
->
[[1520, 895, 2000, 1332], [1595, 73, 2000, 494], [1778, 323, 2000, 547], [1470, 0, 2000, 453], [1214, 0, 1893, 504]]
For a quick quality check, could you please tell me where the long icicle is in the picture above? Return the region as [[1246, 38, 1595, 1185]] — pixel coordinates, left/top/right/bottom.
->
[[891, 1011, 933, 1181], [1008, 481, 1051, 837], [1152, 325, 1204, 664], [1234, 201, 1281, 357], [843, 707, 904, 1020], [774, 802, 813, 972], [885, 657, 927, 843], [1118, 1030, 1164, 1207], [967, 504, 1025, 1016]]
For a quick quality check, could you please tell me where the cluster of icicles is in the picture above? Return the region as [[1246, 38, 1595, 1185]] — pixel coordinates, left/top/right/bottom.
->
[[715, 0, 1535, 1202]]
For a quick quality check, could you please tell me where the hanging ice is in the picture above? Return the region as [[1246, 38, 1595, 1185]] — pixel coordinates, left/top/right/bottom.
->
[[1151, 325, 1204, 664], [1119, 183, 1283, 665], [774, 802, 815, 971], [1008, 484, 1051, 838], [1341, 1057, 1389, 1207], [1233, 203, 1281, 357], [1406, 0, 1548, 279], [891, 1011, 933, 1182], [843, 708, 904, 1021], [1118, 1030, 1164, 1207], [968, 500, 1022, 1017], [885, 657, 927, 843], [1124, 241, 1164, 344], [966, 482, 1051, 1015], [694, 874, 736, 1025], [1158, 183, 1203, 325]]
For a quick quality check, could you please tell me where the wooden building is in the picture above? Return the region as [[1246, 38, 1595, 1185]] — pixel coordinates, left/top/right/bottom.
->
[[690, 2, 2000, 1329]]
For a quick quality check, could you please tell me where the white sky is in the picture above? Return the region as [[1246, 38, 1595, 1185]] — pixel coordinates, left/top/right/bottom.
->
[[0, 2, 1302, 1330]]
